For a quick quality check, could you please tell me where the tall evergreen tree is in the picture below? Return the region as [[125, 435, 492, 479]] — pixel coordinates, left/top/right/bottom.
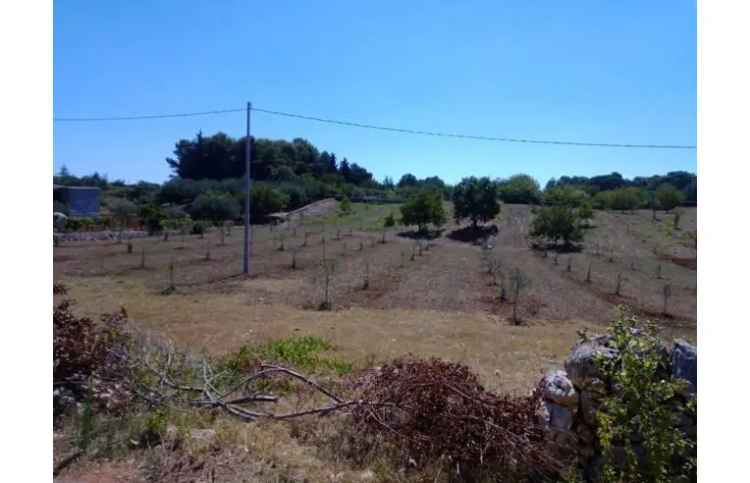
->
[[328, 153, 338, 173], [340, 158, 352, 181]]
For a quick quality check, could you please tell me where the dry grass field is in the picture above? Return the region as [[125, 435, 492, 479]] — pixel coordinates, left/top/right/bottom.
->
[[53, 201, 697, 481], [54, 201, 696, 395]]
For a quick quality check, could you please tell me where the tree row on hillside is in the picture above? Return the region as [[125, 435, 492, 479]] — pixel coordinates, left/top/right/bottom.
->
[[166, 132, 376, 187], [546, 171, 696, 205]]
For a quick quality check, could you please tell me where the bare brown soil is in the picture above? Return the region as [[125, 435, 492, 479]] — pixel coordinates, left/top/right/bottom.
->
[[53, 204, 696, 363]]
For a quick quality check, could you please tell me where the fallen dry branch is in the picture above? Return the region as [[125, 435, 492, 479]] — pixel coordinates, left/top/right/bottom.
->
[[133, 345, 359, 422]]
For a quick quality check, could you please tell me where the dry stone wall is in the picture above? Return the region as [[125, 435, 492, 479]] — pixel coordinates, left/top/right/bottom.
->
[[538, 334, 697, 480]]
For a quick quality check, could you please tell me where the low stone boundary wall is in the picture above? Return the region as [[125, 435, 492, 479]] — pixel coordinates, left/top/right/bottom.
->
[[538, 333, 696, 480]]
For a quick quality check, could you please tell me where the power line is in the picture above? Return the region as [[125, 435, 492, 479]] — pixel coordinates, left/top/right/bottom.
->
[[53, 107, 245, 122], [54, 105, 696, 150]]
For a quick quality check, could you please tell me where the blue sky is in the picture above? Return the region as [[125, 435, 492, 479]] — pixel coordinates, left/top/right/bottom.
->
[[54, 1, 696, 185]]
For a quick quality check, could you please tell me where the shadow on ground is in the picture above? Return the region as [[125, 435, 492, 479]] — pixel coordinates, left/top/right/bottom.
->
[[396, 229, 445, 240], [447, 225, 498, 244]]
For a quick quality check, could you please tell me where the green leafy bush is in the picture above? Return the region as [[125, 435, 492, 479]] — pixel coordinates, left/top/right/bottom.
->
[[190, 220, 211, 235], [578, 201, 595, 226], [139, 205, 167, 235], [223, 336, 352, 375], [400, 189, 446, 233], [608, 188, 644, 212], [247, 184, 289, 222], [530, 205, 584, 247], [109, 198, 138, 228], [338, 195, 352, 215], [64, 218, 83, 232], [452, 176, 501, 228], [188, 190, 241, 223], [593, 315, 696, 482], [543, 185, 588, 208], [655, 183, 685, 212], [497, 174, 542, 204]]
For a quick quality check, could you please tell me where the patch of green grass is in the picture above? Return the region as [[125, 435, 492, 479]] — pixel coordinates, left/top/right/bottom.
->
[[303, 202, 403, 232], [223, 335, 353, 375]]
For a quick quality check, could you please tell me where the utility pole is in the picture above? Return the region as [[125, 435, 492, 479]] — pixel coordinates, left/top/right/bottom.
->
[[243, 102, 252, 275]]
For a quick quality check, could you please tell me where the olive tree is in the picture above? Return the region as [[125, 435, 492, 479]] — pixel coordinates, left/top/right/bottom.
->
[[108, 198, 138, 242], [189, 191, 240, 225], [452, 176, 500, 229], [655, 183, 685, 212], [400, 189, 446, 234], [529, 205, 584, 248]]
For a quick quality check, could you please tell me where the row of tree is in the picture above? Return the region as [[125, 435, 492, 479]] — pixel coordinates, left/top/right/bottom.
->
[[165, 132, 377, 187], [55, 131, 695, 238], [397, 174, 687, 249], [546, 171, 696, 205]]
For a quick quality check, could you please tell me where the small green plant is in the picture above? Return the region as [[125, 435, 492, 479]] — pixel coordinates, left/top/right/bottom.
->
[[228, 336, 352, 375], [76, 399, 97, 451], [339, 195, 352, 216], [141, 408, 169, 447], [383, 212, 396, 228], [593, 315, 696, 482], [191, 220, 210, 237]]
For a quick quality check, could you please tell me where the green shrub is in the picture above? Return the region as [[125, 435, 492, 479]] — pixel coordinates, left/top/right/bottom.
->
[[383, 212, 396, 228], [188, 190, 241, 223], [400, 189, 446, 233], [109, 198, 138, 225], [247, 184, 288, 222], [578, 201, 595, 226], [593, 315, 696, 482], [191, 220, 211, 235], [139, 205, 166, 235], [160, 214, 192, 234], [543, 185, 588, 208], [223, 336, 352, 375], [497, 174, 542, 204], [64, 218, 83, 232], [530, 205, 584, 246], [608, 188, 644, 212], [655, 183, 685, 212], [339, 195, 352, 215], [452, 176, 501, 228]]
